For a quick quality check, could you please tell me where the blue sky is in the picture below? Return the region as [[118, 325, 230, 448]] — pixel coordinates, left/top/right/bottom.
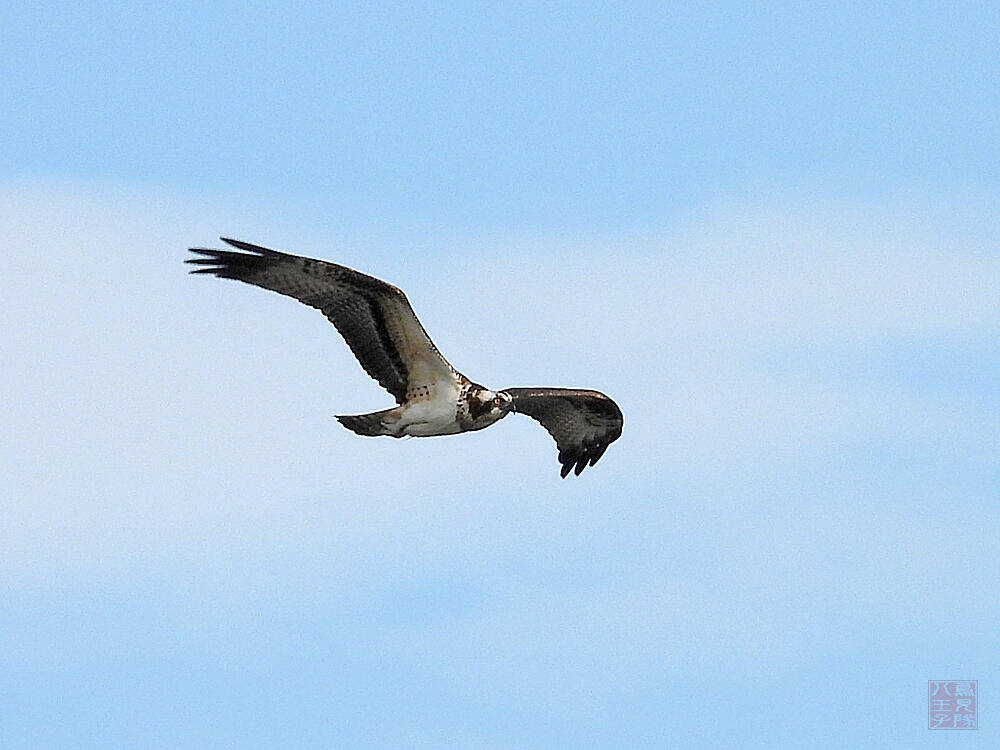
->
[[1, 3, 998, 748]]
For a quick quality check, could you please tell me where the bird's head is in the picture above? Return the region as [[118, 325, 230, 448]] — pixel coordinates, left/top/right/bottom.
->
[[467, 386, 514, 426]]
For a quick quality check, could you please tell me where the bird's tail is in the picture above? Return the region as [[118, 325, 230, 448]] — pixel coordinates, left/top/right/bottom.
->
[[335, 408, 399, 437]]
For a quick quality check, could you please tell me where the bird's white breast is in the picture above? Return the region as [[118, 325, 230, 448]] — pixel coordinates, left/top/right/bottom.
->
[[396, 377, 464, 436]]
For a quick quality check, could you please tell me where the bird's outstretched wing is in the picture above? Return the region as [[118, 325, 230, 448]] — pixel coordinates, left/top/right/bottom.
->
[[504, 388, 623, 477], [187, 238, 456, 405]]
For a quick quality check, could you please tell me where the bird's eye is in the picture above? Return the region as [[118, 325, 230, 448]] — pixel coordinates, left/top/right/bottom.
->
[[493, 397, 501, 406]]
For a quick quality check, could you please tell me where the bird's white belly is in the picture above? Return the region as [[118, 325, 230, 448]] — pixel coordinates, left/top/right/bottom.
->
[[394, 382, 463, 437]]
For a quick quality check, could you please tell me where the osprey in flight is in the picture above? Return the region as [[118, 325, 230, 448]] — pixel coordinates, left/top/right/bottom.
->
[[187, 238, 623, 477]]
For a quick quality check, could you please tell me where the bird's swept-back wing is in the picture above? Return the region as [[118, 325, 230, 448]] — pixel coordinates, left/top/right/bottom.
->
[[504, 388, 623, 477], [187, 238, 455, 404]]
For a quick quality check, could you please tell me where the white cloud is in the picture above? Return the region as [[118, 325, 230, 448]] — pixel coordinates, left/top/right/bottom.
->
[[0, 181, 997, 670]]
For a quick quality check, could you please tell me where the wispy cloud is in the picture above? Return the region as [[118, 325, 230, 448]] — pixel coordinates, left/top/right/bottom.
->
[[1, 182, 996, 677]]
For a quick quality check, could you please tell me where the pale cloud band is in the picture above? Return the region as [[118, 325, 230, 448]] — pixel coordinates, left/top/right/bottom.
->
[[0, 181, 996, 672]]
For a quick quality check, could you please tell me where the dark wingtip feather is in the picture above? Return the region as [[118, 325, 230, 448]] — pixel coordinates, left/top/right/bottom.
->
[[588, 442, 609, 467], [184, 243, 282, 281], [556, 438, 613, 478], [186, 250, 225, 275], [186, 251, 220, 275], [219, 237, 278, 255]]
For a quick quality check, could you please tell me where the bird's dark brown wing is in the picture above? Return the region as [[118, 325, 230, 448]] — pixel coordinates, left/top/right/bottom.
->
[[187, 238, 456, 404], [504, 388, 623, 477]]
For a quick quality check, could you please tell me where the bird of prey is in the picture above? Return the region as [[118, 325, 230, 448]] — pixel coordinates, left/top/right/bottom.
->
[[187, 238, 623, 477]]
